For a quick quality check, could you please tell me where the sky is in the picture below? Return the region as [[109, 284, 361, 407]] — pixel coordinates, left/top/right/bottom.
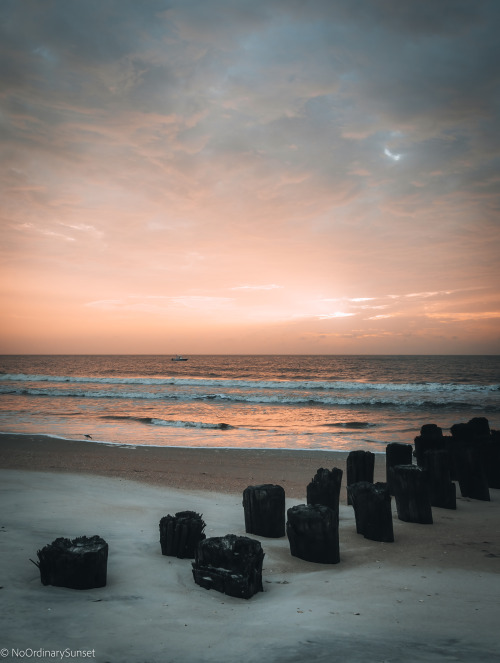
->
[[1, 0, 499, 355]]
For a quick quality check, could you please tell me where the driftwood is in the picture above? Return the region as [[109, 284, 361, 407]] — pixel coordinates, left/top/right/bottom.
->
[[386, 443, 413, 494], [347, 481, 394, 542], [34, 535, 108, 589], [450, 421, 490, 501], [159, 511, 206, 558], [306, 467, 343, 514], [424, 449, 456, 509], [346, 450, 375, 504], [243, 484, 285, 538], [286, 504, 340, 564], [392, 465, 433, 524], [192, 534, 264, 599]]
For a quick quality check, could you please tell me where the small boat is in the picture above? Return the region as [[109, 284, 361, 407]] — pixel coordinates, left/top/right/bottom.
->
[[171, 354, 188, 361]]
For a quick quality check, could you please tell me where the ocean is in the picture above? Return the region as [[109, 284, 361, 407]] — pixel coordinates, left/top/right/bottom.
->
[[0, 355, 498, 452]]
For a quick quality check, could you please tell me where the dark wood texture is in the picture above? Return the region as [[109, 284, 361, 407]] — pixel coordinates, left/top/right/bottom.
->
[[347, 481, 394, 542], [286, 504, 340, 564], [159, 511, 206, 558], [192, 534, 264, 599], [242, 484, 286, 538], [306, 467, 343, 514], [392, 464, 433, 524], [35, 535, 108, 589]]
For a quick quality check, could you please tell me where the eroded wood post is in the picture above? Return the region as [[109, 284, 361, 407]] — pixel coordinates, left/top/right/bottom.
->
[[346, 450, 375, 505], [306, 467, 343, 514], [451, 421, 490, 501], [347, 481, 394, 542], [424, 449, 456, 509], [386, 443, 413, 495], [392, 464, 433, 524], [243, 484, 286, 538], [159, 511, 206, 558], [35, 535, 108, 589], [192, 534, 264, 599], [286, 504, 340, 564]]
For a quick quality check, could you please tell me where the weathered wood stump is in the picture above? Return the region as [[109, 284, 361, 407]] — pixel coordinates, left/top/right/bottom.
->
[[392, 465, 433, 524], [424, 449, 456, 509], [346, 450, 375, 504], [243, 484, 285, 538], [414, 424, 446, 468], [34, 535, 108, 589], [286, 504, 340, 564], [450, 422, 490, 501], [306, 467, 343, 514], [192, 534, 264, 599], [159, 511, 206, 558], [485, 429, 500, 489], [386, 443, 413, 494], [347, 481, 394, 542], [468, 417, 499, 489]]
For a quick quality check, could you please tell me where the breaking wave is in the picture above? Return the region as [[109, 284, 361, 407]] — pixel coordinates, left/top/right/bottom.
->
[[0, 373, 497, 394]]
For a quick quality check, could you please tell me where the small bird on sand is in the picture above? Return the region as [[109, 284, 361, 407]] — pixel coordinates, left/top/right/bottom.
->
[[84, 434, 92, 439]]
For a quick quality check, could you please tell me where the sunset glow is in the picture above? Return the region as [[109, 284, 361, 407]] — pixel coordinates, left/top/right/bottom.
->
[[1, 1, 499, 354]]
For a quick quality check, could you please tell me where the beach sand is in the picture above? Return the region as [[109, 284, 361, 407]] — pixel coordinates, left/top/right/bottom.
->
[[1, 433, 499, 662]]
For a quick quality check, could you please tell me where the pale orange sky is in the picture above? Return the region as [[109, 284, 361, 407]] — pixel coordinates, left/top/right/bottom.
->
[[1, 1, 499, 354]]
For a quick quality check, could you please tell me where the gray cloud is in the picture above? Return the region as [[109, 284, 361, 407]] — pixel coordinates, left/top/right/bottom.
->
[[1, 0, 499, 290]]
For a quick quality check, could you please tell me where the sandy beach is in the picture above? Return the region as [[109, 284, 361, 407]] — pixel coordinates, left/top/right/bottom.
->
[[1, 433, 499, 662]]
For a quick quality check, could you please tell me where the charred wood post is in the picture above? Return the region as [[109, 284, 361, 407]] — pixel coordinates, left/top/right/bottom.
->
[[286, 504, 340, 564], [243, 484, 286, 538], [386, 443, 413, 495], [347, 481, 394, 543], [485, 429, 500, 489], [346, 450, 375, 505], [192, 534, 264, 599], [392, 465, 433, 524], [450, 422, 490, 501], [468, 417, 499, 490], [424, 449, 456, 510], [159, 511, 206, 558], [306, 467, 343, 514], [34, 535, 108, 589], [414, 424, 446, 468]]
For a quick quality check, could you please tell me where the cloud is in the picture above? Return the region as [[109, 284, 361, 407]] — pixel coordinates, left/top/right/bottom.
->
[[1, 0, 499, 353]]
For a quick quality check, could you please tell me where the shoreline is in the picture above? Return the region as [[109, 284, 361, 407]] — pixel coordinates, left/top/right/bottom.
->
[[0, 432, 386, 497]]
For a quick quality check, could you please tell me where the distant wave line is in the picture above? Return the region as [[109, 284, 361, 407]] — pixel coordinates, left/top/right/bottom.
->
[[1, 386, 498, 411], [0, 373, 497, 393]]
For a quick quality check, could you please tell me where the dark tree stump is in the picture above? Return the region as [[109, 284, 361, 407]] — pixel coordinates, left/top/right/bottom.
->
[[424, 450, 456, 509], [192, 534, 264, 599], [485, 430, 500, 489], [346, 451, 375, 504], [306, 467, 343, 514], [386, 443, 413, 495], [286, 504, 339, 564], [414, 424, 446, 468], [35, 535, 108, 589], [392, 465, 433, 524], [347, 481, 394, 543], [159, 511, 206, 559], [451, 422, 490, 501], [243, 484, 285, 538]]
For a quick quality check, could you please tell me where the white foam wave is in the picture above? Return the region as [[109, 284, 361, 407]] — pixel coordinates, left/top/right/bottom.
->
[[150, 419, 234, 430], [0, 385, 496, 410], [0, 372, 497, 393]]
